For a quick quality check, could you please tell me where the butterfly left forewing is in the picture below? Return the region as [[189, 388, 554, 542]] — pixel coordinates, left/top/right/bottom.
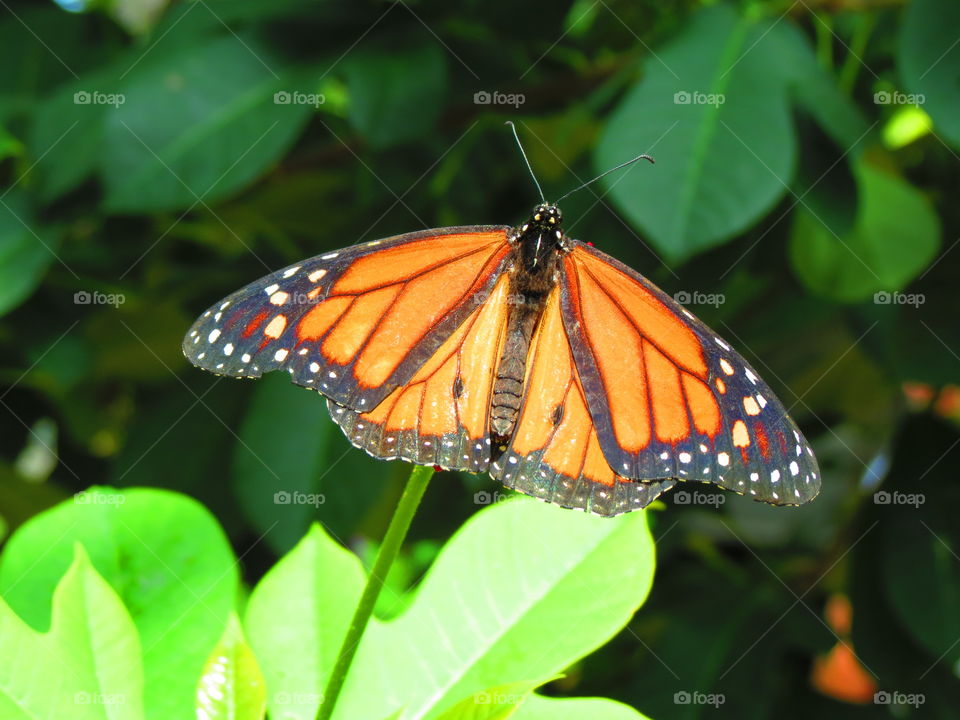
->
[[490, 286, 675, 516], [560, 242, 820, 506], [183, 226, 511, 412]]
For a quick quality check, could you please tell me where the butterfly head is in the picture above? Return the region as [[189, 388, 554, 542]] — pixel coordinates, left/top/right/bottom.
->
[[528, 203, 563, 230], [516, 203, 566, 273]]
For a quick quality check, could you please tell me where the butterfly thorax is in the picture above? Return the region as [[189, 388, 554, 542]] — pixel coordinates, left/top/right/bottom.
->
[[491, 204, 569, 442]]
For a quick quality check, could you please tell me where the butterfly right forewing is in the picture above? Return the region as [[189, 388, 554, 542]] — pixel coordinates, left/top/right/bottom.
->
[[559, 241, 820, 506]]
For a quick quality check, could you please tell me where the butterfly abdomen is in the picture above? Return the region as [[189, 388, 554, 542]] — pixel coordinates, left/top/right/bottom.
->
[[491, 208, 567, 439], [491, 302, 540, 437]]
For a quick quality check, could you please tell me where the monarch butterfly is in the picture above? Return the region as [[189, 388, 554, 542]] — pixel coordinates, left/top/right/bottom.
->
[[183, 130, 820, 516]]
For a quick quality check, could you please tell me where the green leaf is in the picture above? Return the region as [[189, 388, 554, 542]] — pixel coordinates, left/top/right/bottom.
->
[[0, 487, 238, 720], [101, 35, 313, 212], [434, 679, 543, 720], [28, 72, 114, 202], [245, 524, 366, 720], [0, 190, 58, 317], [514, 695, 650, 720], [882, 513, 960, 669], [232, 372, 390, 555], [343, 38, 447, 149], [0, 545, 145, 720], [899, 0, 960, 147], [333, 497, 656, 719], [196, 613, 267, 720], [595, 4, 797, 263], [789, 157, 940, 301]]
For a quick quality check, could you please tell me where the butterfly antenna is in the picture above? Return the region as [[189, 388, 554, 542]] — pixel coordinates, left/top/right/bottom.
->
[[556, 153, 655, 203], [505, 121, 546, 203]]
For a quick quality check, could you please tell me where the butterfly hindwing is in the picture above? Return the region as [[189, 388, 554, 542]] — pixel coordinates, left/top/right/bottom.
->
[[183, 226, 512, 411], [329, 273, 512, 472], [560, 242, 820, 506], [490, 286, 676, 516]]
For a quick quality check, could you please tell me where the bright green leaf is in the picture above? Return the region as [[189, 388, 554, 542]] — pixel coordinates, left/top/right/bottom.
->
[[899, 0, 960, 147], [333, 497, 656, 719], [0, 191, 58, 318], [434, 679, 544, 720], [196, 613, 267, 720], [0, 487, 237, 720], [595, 4, 797, 262], [882, 105, 933, 149], [789, 157, 940, 301], [0, 545, 145, 720], [244, 523, 366, 720]]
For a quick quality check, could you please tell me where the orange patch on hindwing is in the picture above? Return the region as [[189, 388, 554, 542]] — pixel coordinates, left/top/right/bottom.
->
[[357, 274, 511, 439]]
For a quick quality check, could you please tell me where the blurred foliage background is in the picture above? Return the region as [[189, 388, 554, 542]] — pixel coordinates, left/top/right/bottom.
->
[[1, 0, 959, 717]]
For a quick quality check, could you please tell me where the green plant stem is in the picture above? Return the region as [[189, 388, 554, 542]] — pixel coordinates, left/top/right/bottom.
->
[[316, 464, 434, 720]]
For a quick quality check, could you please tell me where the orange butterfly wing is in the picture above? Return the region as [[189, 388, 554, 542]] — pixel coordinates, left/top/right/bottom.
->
[[331, 273, 511, 471], [558, 242, 820, 506], [183, 226, 511, 414], [490, 287, 675, 515]]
